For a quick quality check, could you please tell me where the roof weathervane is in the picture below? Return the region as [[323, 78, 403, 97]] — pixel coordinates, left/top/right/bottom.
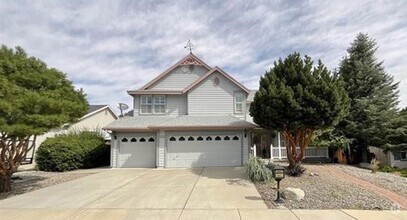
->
[[184, 39, 194, 53]]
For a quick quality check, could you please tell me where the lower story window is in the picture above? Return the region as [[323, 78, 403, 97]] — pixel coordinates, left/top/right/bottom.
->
[[394, 151, 407, 161], [401, 151, 407, 160]]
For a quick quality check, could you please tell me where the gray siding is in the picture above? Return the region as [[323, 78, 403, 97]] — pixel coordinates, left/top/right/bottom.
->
[[149, 66, 208, 90], [188, 72, 246, 117], [133, 95, 140, 116], [167, 95, 187, 116]]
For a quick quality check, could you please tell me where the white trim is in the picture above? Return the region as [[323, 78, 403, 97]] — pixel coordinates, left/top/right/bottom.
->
[[278, 132, 282, 160]]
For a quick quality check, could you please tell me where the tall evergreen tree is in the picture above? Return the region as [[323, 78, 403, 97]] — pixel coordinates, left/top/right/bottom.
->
[[0, 45, 88, 192], [337, 33, 399, 162], [250, 53, 349, 168]]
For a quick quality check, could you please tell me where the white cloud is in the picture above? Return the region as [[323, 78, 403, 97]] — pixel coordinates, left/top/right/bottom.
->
[[1, 0, 406, 110]]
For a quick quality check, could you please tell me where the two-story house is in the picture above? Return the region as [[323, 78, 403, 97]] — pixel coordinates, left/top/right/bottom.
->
[[105, 53, 258, 168]]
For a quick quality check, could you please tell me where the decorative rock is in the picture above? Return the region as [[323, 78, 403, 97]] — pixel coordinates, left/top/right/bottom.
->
[[309, 172, 319, 176], [281, 187, 305, 201]]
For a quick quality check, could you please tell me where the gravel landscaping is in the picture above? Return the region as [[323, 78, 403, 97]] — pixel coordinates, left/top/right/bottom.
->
[[338, 164, 407, 199], [0, 170, 95, 200], [256, 164, 403, 210]]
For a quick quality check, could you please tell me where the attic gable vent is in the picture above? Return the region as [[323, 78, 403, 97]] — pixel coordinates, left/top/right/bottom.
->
[[180, 57, 202, 66]]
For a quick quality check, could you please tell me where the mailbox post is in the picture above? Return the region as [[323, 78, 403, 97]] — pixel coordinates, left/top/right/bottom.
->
[[273, 165, 285, 204]]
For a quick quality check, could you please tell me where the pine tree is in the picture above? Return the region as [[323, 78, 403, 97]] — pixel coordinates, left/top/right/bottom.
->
[[386, 108, 407, 151], [336, 33, 399, 162], [250, 53, 349, 168]]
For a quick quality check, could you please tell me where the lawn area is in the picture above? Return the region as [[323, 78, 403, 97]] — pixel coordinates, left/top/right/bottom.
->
[[255, 164, 406, 210]]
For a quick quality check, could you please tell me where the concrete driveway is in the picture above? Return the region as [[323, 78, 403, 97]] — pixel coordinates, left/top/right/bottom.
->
[[0, 167, 269, 220]]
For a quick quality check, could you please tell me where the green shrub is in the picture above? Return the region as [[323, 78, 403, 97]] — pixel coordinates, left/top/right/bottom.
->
[[401, 169, 407, 178], [244, 156, 273, 182], [288, 163, 306, 177], [379, 165, 396, 173], [36, 131, 109, 172]]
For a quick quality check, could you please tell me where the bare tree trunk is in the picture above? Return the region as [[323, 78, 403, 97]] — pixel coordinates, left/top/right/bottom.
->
[[283, 130, 297, 169], [0, 133, 35, 193], [284, 129, 315, 169], [0, 172, 11, 193]]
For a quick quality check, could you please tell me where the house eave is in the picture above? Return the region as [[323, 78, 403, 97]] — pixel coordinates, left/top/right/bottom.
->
[[127, 90, 184, 95], [148, 125, 256, 131], [103, 127, 153, 132]]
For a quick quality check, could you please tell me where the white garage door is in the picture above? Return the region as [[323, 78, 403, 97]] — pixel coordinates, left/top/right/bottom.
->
[[118, 133, 156, 168], [167, 131, 242, 167]]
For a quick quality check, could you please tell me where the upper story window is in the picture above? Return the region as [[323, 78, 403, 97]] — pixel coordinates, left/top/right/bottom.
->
[[140, 95, 166, 114], [140, 95, 153, 114], [154, 95, 166, 114], [234, 92, 244, 113]]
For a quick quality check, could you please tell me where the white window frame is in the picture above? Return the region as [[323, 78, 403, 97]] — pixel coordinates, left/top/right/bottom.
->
[[153, 95, 166, 114], [140, 95, 166, 115], [234, 92, 244, 114], [140, 95, 153, 114]]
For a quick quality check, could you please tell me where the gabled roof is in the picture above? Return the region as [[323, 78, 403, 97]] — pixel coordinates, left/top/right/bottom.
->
[[139, 53, 212, 90], [183, 66, 250, 94], [81, 105, 118, 120], [87, 105, 108, 114]]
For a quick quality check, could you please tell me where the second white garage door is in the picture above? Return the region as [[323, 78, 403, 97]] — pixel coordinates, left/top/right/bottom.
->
[[118, 133, 156, 168], [166, 131, 242, 167]]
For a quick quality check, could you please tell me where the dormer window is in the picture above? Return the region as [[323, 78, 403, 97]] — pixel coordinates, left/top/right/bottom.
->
[[234, 92, 244, 113], [140, 95, 166, 114]]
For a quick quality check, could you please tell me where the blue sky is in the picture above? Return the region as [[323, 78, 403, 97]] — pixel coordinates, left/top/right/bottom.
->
[[1, 0, 406, 111]]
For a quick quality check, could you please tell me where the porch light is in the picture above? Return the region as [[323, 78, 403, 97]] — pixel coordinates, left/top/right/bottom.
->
[[273, 165, 285, 204]]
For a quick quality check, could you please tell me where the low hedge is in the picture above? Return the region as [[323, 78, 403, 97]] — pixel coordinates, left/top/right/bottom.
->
[[36, 131, 109, 172]]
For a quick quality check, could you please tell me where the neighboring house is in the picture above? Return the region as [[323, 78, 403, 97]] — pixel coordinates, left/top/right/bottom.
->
[[105, 53, 257, 168], [26, 105, 118, 163], [369, 147, 407, 168]]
